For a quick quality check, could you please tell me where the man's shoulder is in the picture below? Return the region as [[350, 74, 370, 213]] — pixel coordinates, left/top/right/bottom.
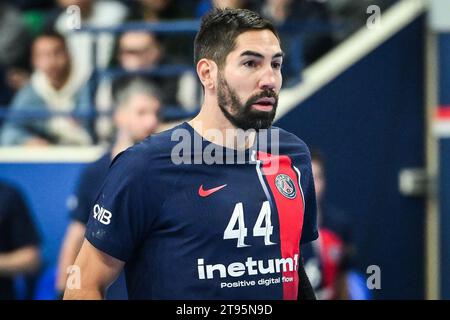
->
[[10, 83, 44, 109], [81, 151, 111, 178], [110, 123, 187, 174], [269, 126, 311, 155], [132, 123, 187, 156]]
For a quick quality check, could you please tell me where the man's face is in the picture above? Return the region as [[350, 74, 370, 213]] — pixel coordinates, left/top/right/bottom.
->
[[118, 93, 160, 142], [32, 37, 70, 82], [217, 30, 283, 130], [312, 160, 325, 203], [118, 32, 161, 71]]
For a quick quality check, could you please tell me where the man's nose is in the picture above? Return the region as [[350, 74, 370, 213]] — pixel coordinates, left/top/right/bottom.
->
[[258, 66, 277, 91]]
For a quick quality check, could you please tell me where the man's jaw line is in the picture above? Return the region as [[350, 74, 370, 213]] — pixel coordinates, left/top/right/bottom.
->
[[189, 101, 257, 150]]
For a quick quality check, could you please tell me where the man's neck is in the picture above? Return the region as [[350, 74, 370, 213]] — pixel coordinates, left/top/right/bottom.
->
[[188, 98, 256, 150]]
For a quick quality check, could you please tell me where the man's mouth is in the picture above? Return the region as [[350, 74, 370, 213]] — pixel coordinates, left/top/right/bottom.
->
[[251, 97, 276, 112]]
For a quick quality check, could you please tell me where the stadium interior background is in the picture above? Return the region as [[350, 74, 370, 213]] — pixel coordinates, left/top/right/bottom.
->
[[0, 0, 449, 300]]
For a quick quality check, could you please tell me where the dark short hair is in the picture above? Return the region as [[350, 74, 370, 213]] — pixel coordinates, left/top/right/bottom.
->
[[112, 76, 161, 108], [194, 8, 279, 69]]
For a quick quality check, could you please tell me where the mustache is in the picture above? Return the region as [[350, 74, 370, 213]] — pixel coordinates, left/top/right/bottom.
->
[[246, 90, 278, 106]]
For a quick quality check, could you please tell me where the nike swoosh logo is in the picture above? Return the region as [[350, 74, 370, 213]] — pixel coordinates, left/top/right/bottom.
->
[[198, 184, 227, 197]]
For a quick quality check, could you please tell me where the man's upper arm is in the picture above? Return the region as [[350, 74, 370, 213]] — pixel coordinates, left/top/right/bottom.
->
[[84, 149, 157, 262], [64, 239, 124, 299]]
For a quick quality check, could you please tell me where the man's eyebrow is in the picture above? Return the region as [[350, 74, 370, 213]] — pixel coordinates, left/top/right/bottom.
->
[[273, 52, 284, 59], [240, 50, 285, 59]]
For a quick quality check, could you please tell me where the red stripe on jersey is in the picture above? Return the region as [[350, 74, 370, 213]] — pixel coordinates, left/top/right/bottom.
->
[[258, 151, 305, 300]]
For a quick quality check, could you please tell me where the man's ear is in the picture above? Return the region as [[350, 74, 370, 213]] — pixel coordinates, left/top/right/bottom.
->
[[197, 58, 217, 91]]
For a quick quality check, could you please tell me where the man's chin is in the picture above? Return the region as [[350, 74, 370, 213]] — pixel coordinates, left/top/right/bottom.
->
[[237, 117, 275, 131]]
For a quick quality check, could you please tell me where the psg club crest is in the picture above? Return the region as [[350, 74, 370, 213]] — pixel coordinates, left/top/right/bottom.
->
[[275, 174, 296, 199]]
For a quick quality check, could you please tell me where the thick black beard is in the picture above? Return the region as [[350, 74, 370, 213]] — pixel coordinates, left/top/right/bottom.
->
[[217, 73, 278, 131]]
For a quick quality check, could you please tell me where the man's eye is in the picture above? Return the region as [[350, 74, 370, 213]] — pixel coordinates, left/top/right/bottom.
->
[[244, 61, 256, 68], [272, 62, 282, 69]]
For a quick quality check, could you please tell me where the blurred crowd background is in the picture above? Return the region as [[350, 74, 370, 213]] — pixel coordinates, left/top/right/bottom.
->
[[0, 0, 396, 147]]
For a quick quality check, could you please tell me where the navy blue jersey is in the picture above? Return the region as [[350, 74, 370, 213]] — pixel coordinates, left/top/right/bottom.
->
[[70, 152, 111, 224], [86, 122, 318, 300], [68, 150, 128, 299]]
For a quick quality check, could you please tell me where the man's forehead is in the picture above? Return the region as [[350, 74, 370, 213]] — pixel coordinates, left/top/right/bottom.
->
[[34, 38, 64, 52], [122, 33, 155, 44], [232, 30, 282, 56]]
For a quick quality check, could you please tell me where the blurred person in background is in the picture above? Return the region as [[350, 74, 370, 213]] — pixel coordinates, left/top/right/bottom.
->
[[115, 30, 199, 111], [50, 0, 129, 84], [0, 4, 33, 106], [56, 77, 161, 298], [302, 149, 356, 299], [0, 31, 92, 146], [127, 0, 194, 65], [117, 31, 162, 71], [0, 181, 41, 300], [84, 30, 161, 144], [84, 29, 197, 144], [259, 0, 335, 75]]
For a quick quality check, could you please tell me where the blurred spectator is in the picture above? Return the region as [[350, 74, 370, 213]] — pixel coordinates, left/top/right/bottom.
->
[[0, 31, 92, 146], [302, 149, 356, 299], [117, 31, 162, 70], [259, 0, 335, 72], [83, 30, 198, 144], [56, 77, 161, 297], [0, 181, 41, 300], [127, 0, 194, 64], [50, 0, 129, 84], [115, 30, 198, 111], [260, 0, 292, 24], [0, 4, 33, 105]]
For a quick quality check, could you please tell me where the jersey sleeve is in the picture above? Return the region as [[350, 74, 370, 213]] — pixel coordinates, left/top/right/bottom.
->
[[70, 166, 97, 225], [85, 150, 157, 262]]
